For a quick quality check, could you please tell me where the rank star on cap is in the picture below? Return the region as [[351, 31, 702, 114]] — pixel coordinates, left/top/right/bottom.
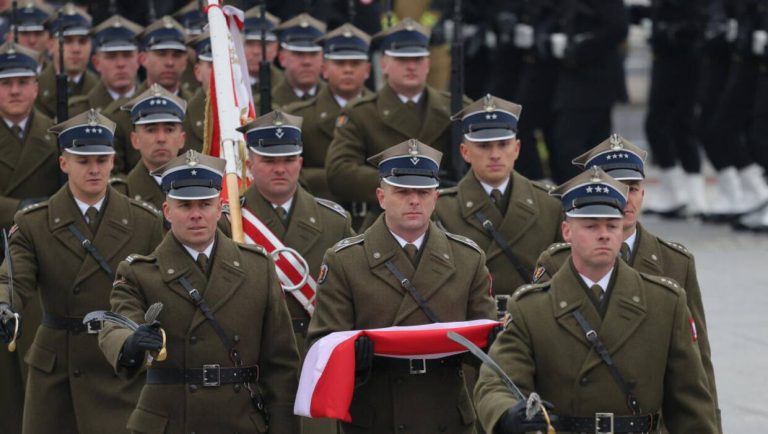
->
[[485, 113, 498, 120]]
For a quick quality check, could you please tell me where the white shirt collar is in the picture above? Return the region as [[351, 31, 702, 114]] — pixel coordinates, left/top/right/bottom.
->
[[579, 267, 614, 293], [107, 85, 137, 101], [250, 75, 258, 86], [333, 92, 362, 108], [479, 177, 510, 197], [74, 196, 106, 216], [183, 240, 215, 259], [397, 92, 423, 104], [389, 230, 426, 250], [151, 175, 162, 185], [4, 116, 29, 132], [623, 230, 637, 255], [271, 197, 294, 213], [69, 72, 84, 84], [294, 85, 318, 99]]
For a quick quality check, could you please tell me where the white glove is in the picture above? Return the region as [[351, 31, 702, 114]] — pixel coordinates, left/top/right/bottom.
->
[[550, 33, 568, 59], [514, 24, 534, 49], [753, 30, 768, 55]]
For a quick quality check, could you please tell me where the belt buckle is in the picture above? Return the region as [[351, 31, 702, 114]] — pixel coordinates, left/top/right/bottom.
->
[[86, 319, 103, 334], [595, 412, 614, 434], [408, 359, 427, 375], [202, 364, 221, 387]]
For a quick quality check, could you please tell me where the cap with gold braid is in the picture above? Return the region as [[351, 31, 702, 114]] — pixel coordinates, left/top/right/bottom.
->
[[238, 110, 303, 156], [153, 150, 226, 200], [91, 15, 143, 52], [372, 18, 430, 57], [317, 23, 370, 60], [0, 42, 39, 79], [550, 167, 629, 218], [49, 109, 117, 155], [120, 83, 187, 125], [243, 7, 280, 41], [274, 13, 326, 52], [368, 139, 443, 189], [451, 94, 522, 142], [572, 133, 648, 181], [140, 16, 187, 52]]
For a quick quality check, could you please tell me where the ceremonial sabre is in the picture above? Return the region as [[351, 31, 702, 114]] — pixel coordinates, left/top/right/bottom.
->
[[2, 229, 20, 352], [84, 302, 168, 365]]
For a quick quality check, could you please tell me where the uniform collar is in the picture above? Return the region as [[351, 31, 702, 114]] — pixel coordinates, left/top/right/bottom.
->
[[74, 195, 106, 215], [479, 176, 510, 197], [388, 227, 426, 250], [294, 85, 318, 99], [624, 229, 637, 255], [579, 267, 614, 293], [397, 91, 423, 104], [272, 196, 294, 213], [107, 84, 137, 101], [3, 116, 29, 131], [182, 238, 215, 258]]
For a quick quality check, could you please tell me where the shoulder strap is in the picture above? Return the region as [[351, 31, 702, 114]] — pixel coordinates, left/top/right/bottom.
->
[[67, 224, 113, 277], [473, 211, 531, 284], [383, 260, 441, 323]]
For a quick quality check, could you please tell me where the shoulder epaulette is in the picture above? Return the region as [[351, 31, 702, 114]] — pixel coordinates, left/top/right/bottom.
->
[[640, 273, 682, 294], [128, 198, 160, 216], [348, 92, 376, 108], [532, 180, 556, 193], [109, 176, 127, 186], [445, 231, 483, 253], [438, 186, 458, 196], [333, 234, 365, 252], [512, 281, 551, 300], [19, 201, 47, 214], [314, 197, 348, 217], [125, 253, 156, 264], [546, 242, 571, 253], [658, 238, 692, 256], [237, 243, 268, 256]]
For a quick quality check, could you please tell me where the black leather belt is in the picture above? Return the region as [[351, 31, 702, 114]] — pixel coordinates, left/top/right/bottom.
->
[[42, 312, 102, 334], [372, 355, 463, 375], [555, 412, 660, 433], [146, 365, 259, 387], [292, 318, 308, 334]]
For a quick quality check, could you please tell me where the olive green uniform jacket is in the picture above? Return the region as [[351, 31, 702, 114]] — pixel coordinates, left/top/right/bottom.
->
[[180, 88, 205, 153], [68, 81, 125, 116], [35, 64, 99, 120], [533, 223, 721, 430], [99, 231, 300, 434], [271, 78, 325, 110], [0, 186, 164, 434], [110, 161, 165, 211], [474, 259, 719, 434], [285, 85, 373, 200], [307, 217, 496, 434], [434, 171, 562, 296]]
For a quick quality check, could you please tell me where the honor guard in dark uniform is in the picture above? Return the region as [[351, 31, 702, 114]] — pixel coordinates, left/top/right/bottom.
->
[[0, 109, 164, 434], [172, 1, 207, 95], [474, 168, 719, 434], [8, 2, 53, 54], [179, 31, 211, 154], [434, 95, 562, 303], [0, 41, 58, 434], [286, 23, 373, 200], [243, 6, 284, 96], [308, 139, 496, 434], [35, 4, 97, 120], [99, 151, 301, 434], [110, 84, 187, 210], [533, 134, 722, 431], [272, 13, 327, 109], [69, 16, 144, 116], [326, 18, 469, 230]]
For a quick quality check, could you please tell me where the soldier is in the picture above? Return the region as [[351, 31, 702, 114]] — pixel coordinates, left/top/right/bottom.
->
[[434, 95, 562, 301], [326, 18, 467, 230], [286, 23, 373, 200], [172, 1, 206, 95], [35, 4, 97, 120], [533, 134, 722, 431], [6, 2, 52, 55], [474, 168, 719, 434], [180, 31, 211, 153], [307, 139, 496, 434], [243, 6, 284, 96], [110, 83, 187, 210], [98, 150, 300, 434], [68, 16, 143, 115], [0, 109, 164, 434], [272, 13, 326, 108]]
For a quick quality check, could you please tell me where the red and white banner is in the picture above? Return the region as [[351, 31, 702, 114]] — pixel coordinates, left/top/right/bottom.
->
[[294, 319, 501, 422]]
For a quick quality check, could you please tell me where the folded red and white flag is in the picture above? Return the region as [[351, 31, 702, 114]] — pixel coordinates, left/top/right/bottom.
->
[[294, 319, 501, 422]]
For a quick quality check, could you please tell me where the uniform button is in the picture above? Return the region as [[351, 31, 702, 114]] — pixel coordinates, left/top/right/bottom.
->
[[73, 286, 80, 294], [189, 384, 198, 393], [73, 369, 81, 377], [580, 376, 588, 386], [233, 384, 241, 392], [397, 424, 406, 431], [233, 335, 240, 343], [189, 336, 197, 344]]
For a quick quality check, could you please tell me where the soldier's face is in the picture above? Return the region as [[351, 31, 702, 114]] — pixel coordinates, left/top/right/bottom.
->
[[193, 61, 212, 92], [322, 59, 370, 99], [247, 154, 303, 203], [49, 35, 92, 74], [377, 183, 438, 239], [130, 123, 186, 171], [244, 40, 278, 75], [461, 139, 520, 186], [562, 217, 622, 271], [60, 153, 114, 201], [17, 31, 49, 52], [380, 55, 430, 95], [0, 76, 38, 120], [140, 49, 188, 91], [622, 181, 645, 233], [278, 50, 322, 90], [164, 197, 222, 251], [92, 50, 140, 94]]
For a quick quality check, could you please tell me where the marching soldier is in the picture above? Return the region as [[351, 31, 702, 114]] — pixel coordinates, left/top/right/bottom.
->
[[68, 16, 143, 115], [243, 6, 284, 96], [0, 109, 164, 434], [110, 84, 187, 210], [474, 168, 719, 434], [7, 1, 52, 55], [272, 13, 326, 108], [286, 23, 373, 200], [308, 139, 496, 434], [533, 134, 722, 431], [180, 31, 211, 153], [98, 150, 300, 434], [434, 95, 562, 301]]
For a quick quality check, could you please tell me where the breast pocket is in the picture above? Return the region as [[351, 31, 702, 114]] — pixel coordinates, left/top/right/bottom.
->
[[126, 406, 169, 434], [24, 342, 56, 374]]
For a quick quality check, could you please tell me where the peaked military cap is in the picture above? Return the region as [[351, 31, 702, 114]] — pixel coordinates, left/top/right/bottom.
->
[[91, 15, 143, 52], [238, 110, 303, 156], [140, 16, 186, 51], [188, 31, 211, 62], [318, 23, 370, 60], [274, 13, 326, 52], [451, 94, 522, 142], [45, 3, 91, 37], [572, 134, 648, 181], [173, 1, 206, 36], [0, 42, 39, 79], [372, 18, 430, 57], [12, 1, 53, 32], [121, 83, 187, 125], [243, 7, 280, 41], [368, 139, 443, 189], [550, 167, 629, 218], [153, 150, 226, 200], [49, 109, 117, 155]]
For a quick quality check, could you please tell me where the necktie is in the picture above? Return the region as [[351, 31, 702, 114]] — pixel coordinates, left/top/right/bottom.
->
[[404, 243, 419, 266], [10, 124, 22, 141], [85, 206, 99, 234], [590, 284, 604, 304], [275, 206, 288, 223], [490, 189, 504, 211], [196, 253, 208, 274], [620, 242, 631, 262]]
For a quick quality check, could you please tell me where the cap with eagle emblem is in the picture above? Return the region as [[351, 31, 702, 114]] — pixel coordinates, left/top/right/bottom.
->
[[238, 110, 304, 157], [367, 139, 443, 188], [152, 150, 226, 200]]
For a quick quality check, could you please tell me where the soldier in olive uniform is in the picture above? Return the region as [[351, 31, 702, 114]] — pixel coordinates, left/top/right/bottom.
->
[[272, 14, 327, 108], [435, 95, 562, 300], [308, 140, 496, 434], [172, 1, 207, 95], [0, 41, 59, 434], [7, 2, 52, 55], [533, 134, 721, 431], [286, 23, 373, 200], [68, 16, 144, 116], [326, 18, 468, 230], [110, 84, 187, 210], [243, 7, 284, 98], [98, 151, 300, 434], [0, 109, 164, 434], [179, 31, 211, 153], [474, 168, 718, 434], [35, 4, 98, 120]]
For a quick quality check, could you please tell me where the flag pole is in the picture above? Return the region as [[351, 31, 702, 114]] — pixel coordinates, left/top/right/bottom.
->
[[206, 0, 244, 242]]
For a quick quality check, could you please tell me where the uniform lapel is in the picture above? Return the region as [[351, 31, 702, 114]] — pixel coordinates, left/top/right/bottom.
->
[[244, 187, 286, 239], [90, 82, 114, 110], [377, 85, 419, 138], [0, 120, 23, 176], [552, 261, 597, 349], [126, 162, 163, 205], [365, 217, 408, 297], [316, 87, 340, 140], [156, 234, 205, 304], [418, 86, 451, 145], [489, 172, 538, 261], [283, 188, 322, 257], [5, 111, 56, 193], [48, 186, 88, 260], [631, 224, 664, 275], [458, 173, 503, 246]]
